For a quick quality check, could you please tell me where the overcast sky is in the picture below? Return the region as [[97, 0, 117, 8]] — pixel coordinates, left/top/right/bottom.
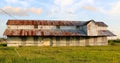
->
[[0, 0, 120, 38]]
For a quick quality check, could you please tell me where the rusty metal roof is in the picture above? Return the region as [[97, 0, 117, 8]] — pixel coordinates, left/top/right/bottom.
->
[[96, 22, 108, 27], [4, 29, 87, 36], [98, 30, 116, 36], [4, 29, 115, 36], [4, 20, 114, 36], [7, 20, 108, 27], [7, 20, 88, 26]]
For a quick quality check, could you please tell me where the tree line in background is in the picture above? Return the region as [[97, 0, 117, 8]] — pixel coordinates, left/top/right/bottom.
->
[[0, 38, 7, 42]]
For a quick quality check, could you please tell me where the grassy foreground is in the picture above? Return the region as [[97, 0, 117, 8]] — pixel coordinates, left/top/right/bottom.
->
[[0, 46, 120, 63]]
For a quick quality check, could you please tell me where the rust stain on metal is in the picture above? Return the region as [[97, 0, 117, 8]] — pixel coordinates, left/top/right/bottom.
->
[[4, 20, 115, 37], [4, 29, 86, 36], [4, 29, 115, 36], [96, 22, 108, 27], [7, 20, 88, 26], [98, 30, 116, 36]]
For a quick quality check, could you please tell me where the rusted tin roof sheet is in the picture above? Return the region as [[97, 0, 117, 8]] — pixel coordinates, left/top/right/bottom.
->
[[7, 20, 88, 26], [7, 20, 108, 27], [4, 29, 115, 36], [4, 29, 87, 36], [98, 30, 116, 36], [96, 22, 108, 27]]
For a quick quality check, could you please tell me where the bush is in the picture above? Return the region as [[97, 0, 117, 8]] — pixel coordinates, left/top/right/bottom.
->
[[108, 39, 120, 43], [0, 43, 7, 47], [108, 41, 116, 45]]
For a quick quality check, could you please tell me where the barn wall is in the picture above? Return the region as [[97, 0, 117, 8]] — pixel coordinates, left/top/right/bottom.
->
[[87, 21, 98, 36], [60, 26, 76, 30], [7, 36, 21, 46], [7, 25, 34, 29], [38, 26, 56, 29], [97, 27, 107, 30], [7, 25, 77, 30], [7, 36, 108, 46], [25, 37, 35, 46]]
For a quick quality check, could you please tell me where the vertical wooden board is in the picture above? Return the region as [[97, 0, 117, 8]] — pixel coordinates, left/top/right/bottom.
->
[[96, 37, 105, 46], [97, 37, 100, 45], [56, 37, 60, 46], [65, 37, 67, 46], [87, 21, 98, 36], [85, 37, 89, 46], [75, 37, 80, 46], [34, 36, 39, 46], [38, 36, 42, 46], [89, 37, 94, 46], [73, 37, 76, 46], [69, 37, 74, 46], [7, 36, 21, 46], [52, 37, 56, 46], [93, 37, 97, 45], [42, 37, 51, 46], [49, 37, 53, 46], [25, 37, 34, 46], [60, 37, 66, 46], [79, 37, 85, 46], [59, 37, 62, 46], [101, 36, 108, 45], [105, 37, 108, 45]]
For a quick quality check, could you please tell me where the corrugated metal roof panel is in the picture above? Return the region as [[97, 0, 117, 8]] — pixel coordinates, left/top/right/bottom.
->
[[4, 29, 87, 36], [98, 30, 116, 36], [4, 29, 115, 36], [7, 20, 88, 26], [96, 22, 108, 27]]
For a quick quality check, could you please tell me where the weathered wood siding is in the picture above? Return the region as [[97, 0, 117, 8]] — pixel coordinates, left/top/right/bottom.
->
[[7, 25, 34, 29], [6, 21, 108, 47], [97, 27, 107, 30], [38, 26, 56, 29], [87, 21, 98, 36], [7, 36, 108, 46], [7, 25, 77, 30], [7, 36, 21, 46], [60, 26, 76, 30]]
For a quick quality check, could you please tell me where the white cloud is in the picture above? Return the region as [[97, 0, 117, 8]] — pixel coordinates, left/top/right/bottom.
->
[[48, 0, 96, 19], [6, 0, 33, 3], [5, 0, 34, 7], [44, 0, 94, 20], [6, 0, 18, 3], [29, 7, 42, 15], [53, 0, 95, 12], [81, 6, 97, 11], [107, 1, 120, 16], [54, 0, 74, 7], [0, 6, 42, 16]]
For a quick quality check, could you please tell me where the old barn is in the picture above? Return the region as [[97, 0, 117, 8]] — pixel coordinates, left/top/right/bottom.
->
[[4, 20, 115, 46]]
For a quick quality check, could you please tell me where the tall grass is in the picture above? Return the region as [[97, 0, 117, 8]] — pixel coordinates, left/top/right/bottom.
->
[[0, 46, 120, 63]]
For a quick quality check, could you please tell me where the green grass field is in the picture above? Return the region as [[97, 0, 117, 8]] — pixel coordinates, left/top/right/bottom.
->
[[0, 45, 120, 63], [0, 39, 120, 63]]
